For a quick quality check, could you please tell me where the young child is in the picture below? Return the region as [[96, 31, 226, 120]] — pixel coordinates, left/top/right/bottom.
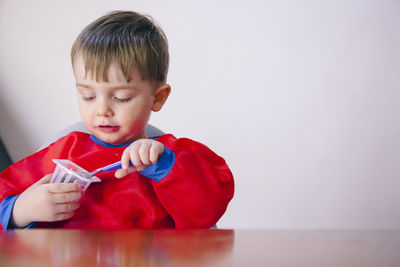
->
[[0, 11, 234, 230]]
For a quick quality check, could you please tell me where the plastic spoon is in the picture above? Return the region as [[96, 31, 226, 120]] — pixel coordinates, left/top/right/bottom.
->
[[79, 161, 133, 178]]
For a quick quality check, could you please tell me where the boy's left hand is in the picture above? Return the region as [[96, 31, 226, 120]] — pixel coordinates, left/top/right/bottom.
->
[[115, 139, 164, 179]]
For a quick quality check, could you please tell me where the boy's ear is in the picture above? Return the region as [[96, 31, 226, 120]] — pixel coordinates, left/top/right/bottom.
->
[[152, 84, 171, 112]]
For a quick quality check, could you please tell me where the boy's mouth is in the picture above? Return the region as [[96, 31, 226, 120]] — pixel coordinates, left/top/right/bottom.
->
[[98, 125, 120, 133]]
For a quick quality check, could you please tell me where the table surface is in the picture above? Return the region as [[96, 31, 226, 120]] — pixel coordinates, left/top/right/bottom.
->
[[0, 229, 399, 267]]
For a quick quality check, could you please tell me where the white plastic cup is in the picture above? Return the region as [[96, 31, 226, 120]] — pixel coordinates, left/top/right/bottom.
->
[[51, 159, 101, 191]]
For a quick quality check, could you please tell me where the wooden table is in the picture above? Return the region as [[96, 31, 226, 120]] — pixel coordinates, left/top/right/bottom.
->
[[0, 229, 399, 266]]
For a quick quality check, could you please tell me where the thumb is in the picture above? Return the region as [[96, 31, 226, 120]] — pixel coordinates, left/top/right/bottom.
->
[[115, 166, 137, 179], [35, 174, 52, 185]]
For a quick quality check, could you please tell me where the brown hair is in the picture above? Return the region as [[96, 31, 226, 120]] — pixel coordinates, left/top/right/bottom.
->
[[71, 10, 169, 84]]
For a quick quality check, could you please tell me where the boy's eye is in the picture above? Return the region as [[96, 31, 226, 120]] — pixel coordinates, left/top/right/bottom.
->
[[114, 96, 132, 103], [83, 96, 96, 101]]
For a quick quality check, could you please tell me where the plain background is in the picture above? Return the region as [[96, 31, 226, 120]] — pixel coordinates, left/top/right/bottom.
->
[[0, 0, 399, 229]]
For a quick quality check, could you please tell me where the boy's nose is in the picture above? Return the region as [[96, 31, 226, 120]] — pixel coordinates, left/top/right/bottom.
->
[[96, 109, 114, 117], [96, 101, 114, 117]]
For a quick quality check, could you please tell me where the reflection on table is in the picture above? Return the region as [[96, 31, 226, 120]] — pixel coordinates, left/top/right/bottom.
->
[[0, 229, 234, 266], [0, 229, 399, 266]]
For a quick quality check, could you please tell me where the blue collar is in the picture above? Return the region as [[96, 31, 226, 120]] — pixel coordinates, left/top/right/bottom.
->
[[90, 134, 133, 148]]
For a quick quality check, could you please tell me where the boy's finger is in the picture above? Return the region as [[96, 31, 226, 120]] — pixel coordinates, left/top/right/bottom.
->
[[115, 166, 136, 178], [51, 212, 74, 222], [115, 169, 127, 178], [35, 174, 53, 185], [46, 182, 82, 193], [149, 143, 164, 164], [120, 148, 131, 169], [136, 164, 149, 172], [129, 144, 143, 169], [52, 191, 83, 203], [54, 202, 80, 213], [139, 142, 151, 165]]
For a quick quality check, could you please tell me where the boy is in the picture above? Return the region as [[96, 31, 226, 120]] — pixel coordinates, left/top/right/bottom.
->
[[0, 11, 234, 230]]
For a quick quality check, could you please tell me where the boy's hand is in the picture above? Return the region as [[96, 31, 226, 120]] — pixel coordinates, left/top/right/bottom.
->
[[115, 139, 164, 179], [11, 174, 83, 228]]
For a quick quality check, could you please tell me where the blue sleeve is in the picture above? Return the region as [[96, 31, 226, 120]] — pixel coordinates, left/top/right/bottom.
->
[[139, 147, 176, 182], [0, 195, 36, 230]]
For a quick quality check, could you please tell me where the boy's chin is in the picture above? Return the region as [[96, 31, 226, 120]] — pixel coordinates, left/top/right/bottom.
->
[[91, 127, 147, 145], [94, 133, 142, 146], [103, 137, 127, 145], [92, 132, 124, 145]]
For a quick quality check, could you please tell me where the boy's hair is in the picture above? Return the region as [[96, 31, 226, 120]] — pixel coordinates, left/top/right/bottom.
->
[[71, 10, 169, 84]]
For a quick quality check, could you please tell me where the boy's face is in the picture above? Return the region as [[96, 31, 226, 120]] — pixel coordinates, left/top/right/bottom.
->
[[73, 56, 159, 145]]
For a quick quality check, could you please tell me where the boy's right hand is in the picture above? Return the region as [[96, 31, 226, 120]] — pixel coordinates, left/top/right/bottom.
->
[[11, 174, 83, 228]]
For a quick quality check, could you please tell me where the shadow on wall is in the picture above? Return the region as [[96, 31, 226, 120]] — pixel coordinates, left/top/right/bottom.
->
[[0, 84, 36, 164], [0, 138, 12, 172]]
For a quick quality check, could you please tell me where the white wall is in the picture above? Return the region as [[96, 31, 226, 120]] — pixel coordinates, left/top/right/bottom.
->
[[0, 0, 399, 229]]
